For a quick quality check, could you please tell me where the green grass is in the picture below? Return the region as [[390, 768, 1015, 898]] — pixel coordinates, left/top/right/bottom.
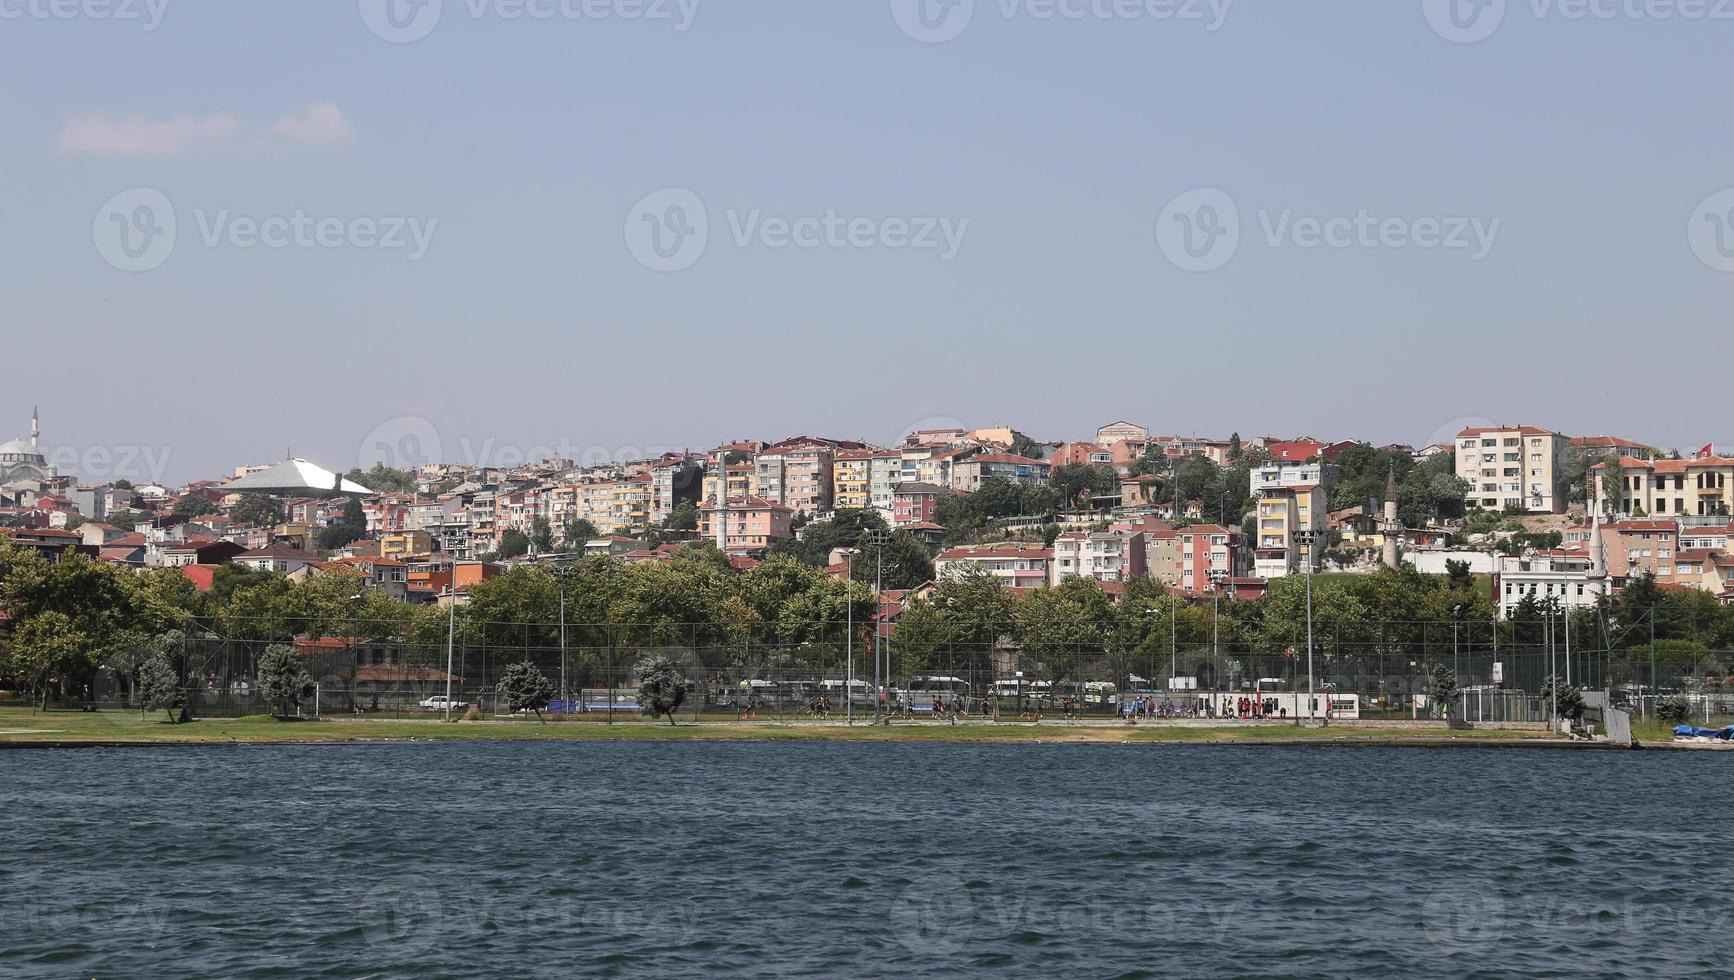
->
[[0, 706, 1560, 747]]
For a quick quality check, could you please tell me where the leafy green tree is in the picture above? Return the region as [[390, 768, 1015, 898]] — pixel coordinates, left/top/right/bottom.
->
[[1009, 433, 1048, 460], [317, 497, 368, 550], [561, 517, 598, 551], [256, 644, 315, 718], [1655, 694, 1692, 725], [4, 611, 89, 709], [530, 517, 556, 554], [136, 654, 184, 722], [498, 660, 556, 722], [172, 495, 220, 519], [229, 494, 285, 528], [495, 529, 531, 560], [346, 464, 418, 493], [664, 500, 699, 532], [635, 655, 688, 725], [103, 508, 151, 531], [1017, 577, 1115, 684], [1539, 675, 1584, 723]]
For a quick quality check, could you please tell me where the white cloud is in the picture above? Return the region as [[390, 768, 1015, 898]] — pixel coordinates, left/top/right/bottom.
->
[[56, 102, 355, 157]]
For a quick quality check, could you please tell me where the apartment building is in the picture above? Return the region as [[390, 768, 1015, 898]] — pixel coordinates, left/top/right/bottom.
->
[[701, 465, 753, 504], [378, 529, 435, 561], [1249, 463, 1332, 579], [951, 454, 1052, 494], [1050, 529, 1146, 585], [699, 495, 794, 552], [650, 456, 703, 524], [892, 482, 950, 527], [832, 450, 873, 510], [755, 438, 837, 515], [935, 543, 1052, 589], [1496, 550, 1607, 618], [1173, 524, 1242, 595], [869, 450, 901, 515], [1455, 425, 1570, 513], [1600, 519, 1681, 585], [1594, 455, 1734, 518]]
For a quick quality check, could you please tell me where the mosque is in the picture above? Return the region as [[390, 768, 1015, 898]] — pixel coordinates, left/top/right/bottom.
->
[[0, 408, 54, 486]]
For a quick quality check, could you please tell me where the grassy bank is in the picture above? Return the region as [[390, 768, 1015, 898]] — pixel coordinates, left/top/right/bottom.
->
[[0, 706, 1568, 748]]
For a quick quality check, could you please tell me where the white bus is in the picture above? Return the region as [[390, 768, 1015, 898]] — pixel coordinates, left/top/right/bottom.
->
[[1204, 691, 1361, 720]]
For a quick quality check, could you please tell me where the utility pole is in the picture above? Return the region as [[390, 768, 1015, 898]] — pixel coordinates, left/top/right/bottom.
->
[[444, 588, 456, 722], [869, 529, 889, 725], [1295, 529, 1317, 723], [845, 548, 856, 726]]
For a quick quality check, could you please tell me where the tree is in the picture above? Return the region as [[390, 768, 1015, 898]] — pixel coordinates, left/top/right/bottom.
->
[[103, 509, 151, 531], [1009, 432, 1048, 460], [497, 660, 556, 722], [495, 529, 531, 560], [635, 655, 688, 725], [530, 517, 556, 554], [4, 611, 89, 710], [136, 654, 184, 722], [1539, 675, 1585, 723], [1428, 662, 1458, 718], [1655, 694, 1692, 725], [664, 500, 699, 532], [256, 644, 315, 718], [561, 517, 599, 551], [172, 495, 220, 519], [317, 497, 368, 550], [345, 464, 418, 494], [230, 494, 285, 529]]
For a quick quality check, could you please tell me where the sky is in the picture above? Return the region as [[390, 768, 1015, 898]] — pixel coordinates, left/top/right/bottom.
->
[[2, 0, 1730, 486]]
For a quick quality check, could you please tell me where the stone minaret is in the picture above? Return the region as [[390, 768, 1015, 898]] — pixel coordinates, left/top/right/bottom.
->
[[30, 405, 38, 452], [1382, 468, 1400, 570]]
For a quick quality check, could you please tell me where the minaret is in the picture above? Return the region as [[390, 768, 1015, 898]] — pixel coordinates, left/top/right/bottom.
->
[[1588, 471, 1606, 580], [1382, 467, 1400, 570], [30, 405, 38, 452], [714, 450, 729, 551]]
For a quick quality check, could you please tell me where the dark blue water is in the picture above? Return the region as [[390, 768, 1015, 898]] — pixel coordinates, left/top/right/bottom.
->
[[1, 742, 1728, 977]]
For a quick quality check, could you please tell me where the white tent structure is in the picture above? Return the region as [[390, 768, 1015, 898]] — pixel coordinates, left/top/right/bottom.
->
[[221, 458, 375, 497]]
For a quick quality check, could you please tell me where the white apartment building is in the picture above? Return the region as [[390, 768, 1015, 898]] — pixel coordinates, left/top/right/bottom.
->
[[1051, 529, 1146, 585], [1496, 551, 1608, 619], [934, 543, 1052, 589], [1456, 426, 1570, 513]]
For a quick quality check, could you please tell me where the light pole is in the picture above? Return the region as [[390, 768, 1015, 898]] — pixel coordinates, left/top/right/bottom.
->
[[554, 564, 573, 712], [844, 547, 857, 726], [868, 529, 889, 725], [1294, 529, 1318, 723], [1208, 567, 1226, 658], [1452, 603, 1462, 717], [443, 586, 457, 723]]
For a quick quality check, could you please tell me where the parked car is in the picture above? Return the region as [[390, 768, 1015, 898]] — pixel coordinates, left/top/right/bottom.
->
[[419, 695, 468, 711]]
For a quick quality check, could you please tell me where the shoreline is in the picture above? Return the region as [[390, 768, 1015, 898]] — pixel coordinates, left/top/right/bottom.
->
[[0, 712, 1712, 751]]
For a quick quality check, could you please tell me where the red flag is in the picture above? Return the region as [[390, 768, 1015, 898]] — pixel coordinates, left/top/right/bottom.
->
[[1698, 443, 1716, 459]]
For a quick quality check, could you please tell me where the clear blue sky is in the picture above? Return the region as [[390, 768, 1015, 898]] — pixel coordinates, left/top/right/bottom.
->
[[3, 0, 1729, 484]]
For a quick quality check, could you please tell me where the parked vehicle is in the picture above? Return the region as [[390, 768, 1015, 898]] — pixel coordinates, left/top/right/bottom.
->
[[419, 695, 468, 711]]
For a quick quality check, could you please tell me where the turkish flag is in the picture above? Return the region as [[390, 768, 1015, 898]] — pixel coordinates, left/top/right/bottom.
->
[[1698, 443, 1716, 459]]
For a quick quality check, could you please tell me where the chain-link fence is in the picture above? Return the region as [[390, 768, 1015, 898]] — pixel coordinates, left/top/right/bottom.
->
[[73, 616, 1734, 726]]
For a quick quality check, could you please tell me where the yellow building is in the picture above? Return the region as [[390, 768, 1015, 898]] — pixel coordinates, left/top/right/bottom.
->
[[832, 450, 872, 510], [378, 529, 434, 560]]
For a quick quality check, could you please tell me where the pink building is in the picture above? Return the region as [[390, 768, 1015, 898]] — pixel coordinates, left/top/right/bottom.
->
[[699, 495, 794, 552]]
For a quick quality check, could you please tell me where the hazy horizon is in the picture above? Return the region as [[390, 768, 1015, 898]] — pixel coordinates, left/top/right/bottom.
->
[[5, 0, 1730, 486]]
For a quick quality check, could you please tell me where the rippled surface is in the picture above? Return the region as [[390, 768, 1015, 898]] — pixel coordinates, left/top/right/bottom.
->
[[2, 742, 1729, 977]]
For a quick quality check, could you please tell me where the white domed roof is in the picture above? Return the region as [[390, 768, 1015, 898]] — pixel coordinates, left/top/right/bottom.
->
[[0, 438, 37, 458]]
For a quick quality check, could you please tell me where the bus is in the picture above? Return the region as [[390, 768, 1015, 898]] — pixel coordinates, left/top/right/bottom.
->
[[1205, 691, 1361, 720]]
